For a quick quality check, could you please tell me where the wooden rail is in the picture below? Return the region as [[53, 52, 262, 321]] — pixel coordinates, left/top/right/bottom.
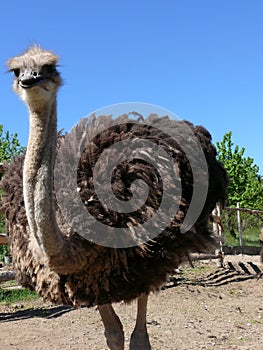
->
[[225, 206, 263, 215], [0, 234, 8, 245], [0, 270, 16, 282]]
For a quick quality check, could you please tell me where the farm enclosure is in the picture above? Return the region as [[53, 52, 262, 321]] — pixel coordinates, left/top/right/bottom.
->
[[0, 255, 263, 350]]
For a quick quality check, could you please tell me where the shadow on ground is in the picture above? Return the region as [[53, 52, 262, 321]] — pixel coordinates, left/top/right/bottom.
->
[[0, 305, 75, 322], [163, 260, 262, 290]]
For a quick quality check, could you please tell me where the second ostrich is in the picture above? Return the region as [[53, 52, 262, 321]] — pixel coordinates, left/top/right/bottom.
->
[[1, 46, 227, 350]]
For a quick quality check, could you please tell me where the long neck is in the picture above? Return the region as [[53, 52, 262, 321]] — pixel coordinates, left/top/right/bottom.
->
[[23, 97, 87, 274], [23, 98, 65, 257]]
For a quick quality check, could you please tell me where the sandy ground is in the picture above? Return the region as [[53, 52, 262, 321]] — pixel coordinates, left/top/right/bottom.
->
[[1, 255, 263, 350]]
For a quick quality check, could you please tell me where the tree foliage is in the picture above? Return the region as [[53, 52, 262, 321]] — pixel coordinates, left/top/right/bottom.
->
[[215, 132, 263, 246], [216, 131, 263, 210], [0, 125, 24, 163]]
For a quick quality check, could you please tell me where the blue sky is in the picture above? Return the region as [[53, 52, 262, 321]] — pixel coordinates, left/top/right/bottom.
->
[[1, 0, 263, 172]]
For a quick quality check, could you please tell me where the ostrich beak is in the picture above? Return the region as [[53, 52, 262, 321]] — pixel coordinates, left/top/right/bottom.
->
[[19, 69, 47, 89]]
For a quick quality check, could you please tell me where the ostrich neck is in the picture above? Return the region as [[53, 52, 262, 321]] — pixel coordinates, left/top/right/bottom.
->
[[23, 98, 65, 258]]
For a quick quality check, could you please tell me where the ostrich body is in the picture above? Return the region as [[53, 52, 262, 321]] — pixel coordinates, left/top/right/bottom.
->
[[1, 46, 227, 350]]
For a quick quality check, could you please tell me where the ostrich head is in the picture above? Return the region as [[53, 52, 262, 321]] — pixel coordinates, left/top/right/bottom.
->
[[7, 46, 62, 109]]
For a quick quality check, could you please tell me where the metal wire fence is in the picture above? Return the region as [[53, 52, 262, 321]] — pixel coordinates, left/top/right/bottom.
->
[[219, 204, 263, 248]]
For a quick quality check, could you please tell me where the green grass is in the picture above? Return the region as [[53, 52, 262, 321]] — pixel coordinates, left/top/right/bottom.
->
[[0, 287, 38, 304], [223, 227, 261, 247], [220, 210, 262, 247]]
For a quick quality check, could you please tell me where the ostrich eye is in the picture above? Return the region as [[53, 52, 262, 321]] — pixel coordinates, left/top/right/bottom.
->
[[13, 69, 20, 78], [42, 64, 56, 73]]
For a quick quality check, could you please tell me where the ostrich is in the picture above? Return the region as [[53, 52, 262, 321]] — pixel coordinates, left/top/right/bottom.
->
[[1, 46, 227, 350]]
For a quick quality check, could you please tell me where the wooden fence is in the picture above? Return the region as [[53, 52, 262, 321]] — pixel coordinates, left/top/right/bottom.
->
[[223, 203, 263, 249], [0, 234, 8, 245], [1, 202, 263, 282]]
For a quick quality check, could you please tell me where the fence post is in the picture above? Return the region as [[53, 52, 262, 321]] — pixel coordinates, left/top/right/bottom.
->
[[237, 202, 243, 253], [212, 205, 224, 267]]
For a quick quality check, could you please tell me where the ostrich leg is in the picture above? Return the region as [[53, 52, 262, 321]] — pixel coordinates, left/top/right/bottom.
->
[[130, 294, 151, 350], [99, 304, 125, 350]]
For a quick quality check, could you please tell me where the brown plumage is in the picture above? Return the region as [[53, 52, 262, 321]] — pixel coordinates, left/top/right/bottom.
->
[[1, 121, 227, 306], [1, 46, 228, 349]]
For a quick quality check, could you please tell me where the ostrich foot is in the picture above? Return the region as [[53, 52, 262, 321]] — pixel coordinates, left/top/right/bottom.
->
[[99, 304, 125, 350], [129, 294, 151, 349], [130, 329, 151, 350], [104, 329, 125, 350]]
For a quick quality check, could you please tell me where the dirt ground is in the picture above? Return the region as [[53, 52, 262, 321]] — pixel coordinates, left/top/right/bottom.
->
[[1, 255, 263, 350]]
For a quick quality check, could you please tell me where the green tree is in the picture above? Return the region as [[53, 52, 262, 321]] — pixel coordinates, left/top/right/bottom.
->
[[216, 132, 263, 246], [0, 125, 24, 163], [216, 131, 263, 210]]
